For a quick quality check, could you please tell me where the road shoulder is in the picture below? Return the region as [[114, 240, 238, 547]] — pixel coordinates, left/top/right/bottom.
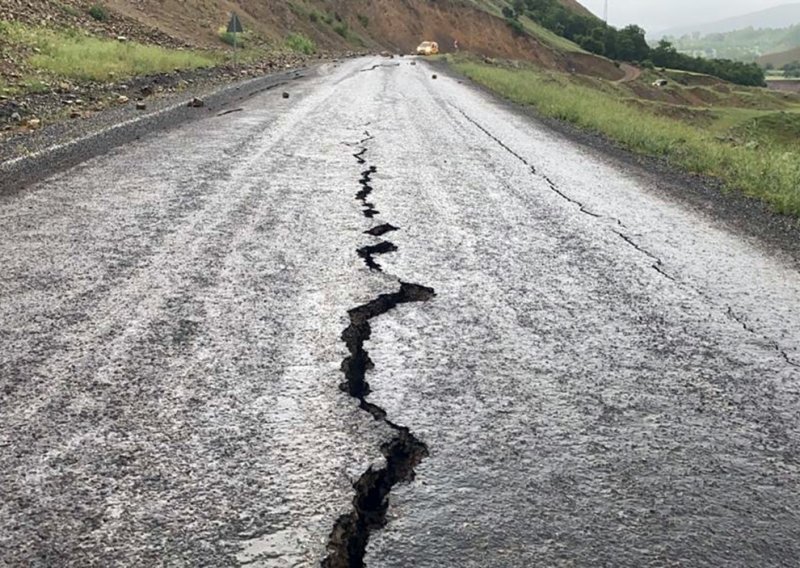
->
[[431, 57, 800, 267], [0, 63, 328, 195]]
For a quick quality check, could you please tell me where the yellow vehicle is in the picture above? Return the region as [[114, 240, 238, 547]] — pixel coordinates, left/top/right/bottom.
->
[[416, 41, 439, 56]]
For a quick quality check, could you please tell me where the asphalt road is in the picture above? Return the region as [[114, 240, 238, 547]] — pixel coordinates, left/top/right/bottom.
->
[[2, 57, 799, 567]]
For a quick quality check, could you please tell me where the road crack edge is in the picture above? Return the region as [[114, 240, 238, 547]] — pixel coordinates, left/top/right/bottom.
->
[[322, 131, 435, 567]]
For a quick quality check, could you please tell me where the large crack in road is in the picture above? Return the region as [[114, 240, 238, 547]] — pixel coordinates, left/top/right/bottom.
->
[[322, 132, 436, 567], [3, 57, 800, 568]]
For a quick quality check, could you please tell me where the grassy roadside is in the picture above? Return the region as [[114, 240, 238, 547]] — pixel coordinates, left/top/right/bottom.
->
[[0, 21, 219, 92], [1, 19, 320, 104], [451, 57, 800, 217]]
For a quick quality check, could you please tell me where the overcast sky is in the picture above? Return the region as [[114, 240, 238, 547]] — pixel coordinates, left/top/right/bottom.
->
[[580, 0, 792, 32]]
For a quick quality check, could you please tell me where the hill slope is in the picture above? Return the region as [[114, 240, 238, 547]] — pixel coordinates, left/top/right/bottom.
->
[[658, 3, 800, 38], [1, 0, 616, 77], [759, 46, 800, 67], [668, 23, 800, 61]]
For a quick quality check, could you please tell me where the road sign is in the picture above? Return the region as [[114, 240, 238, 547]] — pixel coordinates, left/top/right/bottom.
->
[[227, 12, 244, 34]]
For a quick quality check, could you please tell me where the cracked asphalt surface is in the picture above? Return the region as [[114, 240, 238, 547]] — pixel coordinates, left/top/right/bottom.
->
[[2, 57, 800, 567]]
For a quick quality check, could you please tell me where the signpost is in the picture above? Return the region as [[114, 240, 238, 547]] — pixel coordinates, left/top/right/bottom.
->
[[227, 12, 244, 69]]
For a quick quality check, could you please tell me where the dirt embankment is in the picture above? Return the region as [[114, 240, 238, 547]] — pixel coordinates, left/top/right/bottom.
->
[[336, 0, 622, 78], [0, 0, 183, 46], [2, 0, 620, 79]]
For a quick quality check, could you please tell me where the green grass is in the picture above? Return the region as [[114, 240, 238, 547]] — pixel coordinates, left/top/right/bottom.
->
[[285, 33, 316, 55], [1, 21, 218, 84], [217, 26, 257, 49], [451, 56, 800, 216], [519, 15, 585, 53], [33, 39, 218, 81], [459, 0, 585, 52], [729, 111, 800, 149]]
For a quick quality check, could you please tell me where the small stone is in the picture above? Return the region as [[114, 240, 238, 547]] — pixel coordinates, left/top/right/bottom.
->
[[282, 92, 290, 99], [140, 85, 153, 97], [69, 110, 82, 119], [432, 74, 438, 79], [135, 102, 147, 110], [25, 118, 41, 129], [187, 97, 205, 108], [117, 95, 129, 104], [11, 112, 21, 122]]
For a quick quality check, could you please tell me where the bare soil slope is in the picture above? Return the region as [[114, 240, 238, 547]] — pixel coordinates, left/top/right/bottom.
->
[[758, 46, 800, 68], [2, 0, 615, 76]]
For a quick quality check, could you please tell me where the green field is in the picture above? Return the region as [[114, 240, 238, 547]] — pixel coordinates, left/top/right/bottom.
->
[[451, 56, 800, 216]]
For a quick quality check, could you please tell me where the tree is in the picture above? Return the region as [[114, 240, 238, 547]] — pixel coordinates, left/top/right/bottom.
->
[[616, 25, 649, 61], [651, 39, 679, 68], [577, 35, 605, 55], [782, 61, 800, 78]]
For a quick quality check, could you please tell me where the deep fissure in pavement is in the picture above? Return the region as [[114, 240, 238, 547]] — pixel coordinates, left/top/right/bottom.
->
[[364, 224, 399, 237], [322, 138, 435, 568], [357, 166, 379, 218], [324, 282, 435, 568], [360, 63, 402, 72], [357, 241, 398, 272]]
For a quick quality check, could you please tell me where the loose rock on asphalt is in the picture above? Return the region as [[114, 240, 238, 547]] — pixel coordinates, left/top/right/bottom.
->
[[1, 56, 799, 567]]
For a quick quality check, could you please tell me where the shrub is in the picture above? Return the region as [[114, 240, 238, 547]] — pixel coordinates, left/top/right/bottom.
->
[[286, 33, 316, 55], [333, 21, 349, 39], [506, 18, 525, 37], [87, 4, 107, 21], [217, 27, 251, 48], [357, 14, 369, 28]]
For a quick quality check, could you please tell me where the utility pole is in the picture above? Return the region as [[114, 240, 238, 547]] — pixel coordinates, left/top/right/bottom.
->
[[604, 0, 609, 24]]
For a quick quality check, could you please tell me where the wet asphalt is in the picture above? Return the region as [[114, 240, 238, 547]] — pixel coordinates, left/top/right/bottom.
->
[[1, 57, 799, 567]]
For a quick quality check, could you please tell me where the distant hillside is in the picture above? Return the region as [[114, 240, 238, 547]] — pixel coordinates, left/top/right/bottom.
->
[[668, 23, 800, 61], [657, 3, 800, 39], [759, 46, 800, 67]]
